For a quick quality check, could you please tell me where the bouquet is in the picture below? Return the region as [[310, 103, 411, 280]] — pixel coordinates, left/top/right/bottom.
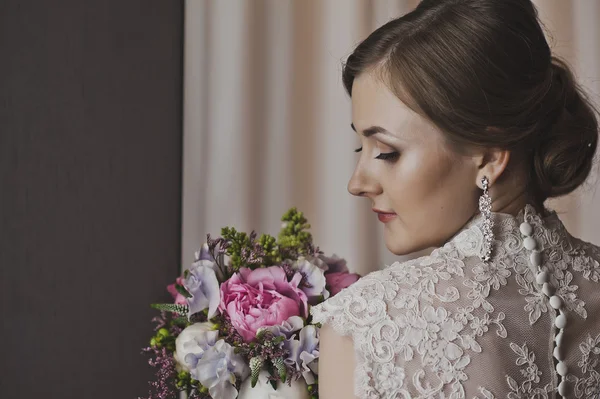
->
[[139, 208, 360, 399]]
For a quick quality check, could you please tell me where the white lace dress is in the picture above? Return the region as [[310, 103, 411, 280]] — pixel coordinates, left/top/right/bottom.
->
[[311, 205, 600, 398]]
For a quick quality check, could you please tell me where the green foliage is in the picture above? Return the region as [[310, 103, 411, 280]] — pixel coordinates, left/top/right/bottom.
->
[[278, 208, 313, 255], [273, 357, 287, 383], [259, 233, 280, 266], [249, 356, 264, 388], [308, 381, 319, 399], [175, 284, 192, 298], [149, 327, 177, 351], [220, 227, 252, 271], [175, 371, 191, 390], [145, 207, 321, 399], [216, 207, 314, 272], [151, 303, 189, 316]]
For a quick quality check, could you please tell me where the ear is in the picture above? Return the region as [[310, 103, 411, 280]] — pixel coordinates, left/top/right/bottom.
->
[[473, 148, 511, 189]]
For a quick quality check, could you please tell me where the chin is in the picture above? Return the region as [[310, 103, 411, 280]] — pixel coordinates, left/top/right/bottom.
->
[[384, 227, 429, 256]]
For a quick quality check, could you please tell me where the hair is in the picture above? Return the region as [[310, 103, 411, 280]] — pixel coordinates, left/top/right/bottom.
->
[[343, 0, 599, 206]]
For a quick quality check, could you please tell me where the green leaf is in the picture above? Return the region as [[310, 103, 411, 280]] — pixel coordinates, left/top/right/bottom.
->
[[264, 361, 278, 390], [151, 303, 189, 315], [175, 284, 192, 298], [272, 357, 287, 382], [273, 335, 285, 345], [250, 357, 264, 388], [172, 316, 191, 326], [255, 328, 268, 341]]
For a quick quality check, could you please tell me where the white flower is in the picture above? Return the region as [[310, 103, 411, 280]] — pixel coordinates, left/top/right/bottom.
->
[[174, 322, 218, 371], [238, 370, 309, 399]]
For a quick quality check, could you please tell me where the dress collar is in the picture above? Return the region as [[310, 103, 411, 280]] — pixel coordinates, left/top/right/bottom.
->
[[443, 204, 570, 261]]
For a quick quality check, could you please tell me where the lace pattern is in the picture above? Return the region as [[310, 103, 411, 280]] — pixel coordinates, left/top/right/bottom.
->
[[311, 205, 600, 398]]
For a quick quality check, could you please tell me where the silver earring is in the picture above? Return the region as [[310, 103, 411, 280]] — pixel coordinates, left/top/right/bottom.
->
[[479, 176, 493, 262]]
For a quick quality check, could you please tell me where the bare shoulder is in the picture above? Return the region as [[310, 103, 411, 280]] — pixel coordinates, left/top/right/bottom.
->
[[318, 323, 357, 399]]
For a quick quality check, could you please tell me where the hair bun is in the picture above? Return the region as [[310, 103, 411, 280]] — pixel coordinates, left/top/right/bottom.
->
[[531, 58, 598, 200]]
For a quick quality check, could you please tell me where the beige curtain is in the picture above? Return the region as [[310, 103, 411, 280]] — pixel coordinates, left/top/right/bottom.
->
[[182, 0, 600, 275]]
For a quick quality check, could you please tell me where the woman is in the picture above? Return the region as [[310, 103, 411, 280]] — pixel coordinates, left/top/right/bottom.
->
[[310, 1, 600, 398]]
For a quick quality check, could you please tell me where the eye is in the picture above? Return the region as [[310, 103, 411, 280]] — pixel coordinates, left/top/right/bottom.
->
[[375, 151, 400, 162], [354, 147, 362, 153]]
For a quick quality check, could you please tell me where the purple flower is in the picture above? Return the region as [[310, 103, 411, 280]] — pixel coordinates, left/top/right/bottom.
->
[[318, 254, 349, 273], [219, 266, 308, 342], [285, 325, 320, 384], [194, 243, 213, 262], [184, 259, 221, 319], [293, 257, 329, 304], [262, 315, 305, 339], [192, 339, 250, 399]]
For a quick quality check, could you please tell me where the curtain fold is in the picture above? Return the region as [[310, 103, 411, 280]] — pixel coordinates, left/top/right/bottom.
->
[[183, 0, 600, 275]]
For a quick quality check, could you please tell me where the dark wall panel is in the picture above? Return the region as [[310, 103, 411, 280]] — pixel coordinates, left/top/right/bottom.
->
[[0, 1, 183, 398]]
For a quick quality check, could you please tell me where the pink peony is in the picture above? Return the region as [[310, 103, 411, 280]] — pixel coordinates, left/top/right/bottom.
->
[[167, 277, 188, 305], [325, 272, 360, 296], [219, 266, 308, 342]]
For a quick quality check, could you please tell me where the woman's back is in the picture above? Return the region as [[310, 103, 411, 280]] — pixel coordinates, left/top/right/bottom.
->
[[313, 205, 600, 398]]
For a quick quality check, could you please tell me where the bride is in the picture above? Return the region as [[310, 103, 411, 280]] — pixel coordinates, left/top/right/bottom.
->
[[311, 0, 600, 398]]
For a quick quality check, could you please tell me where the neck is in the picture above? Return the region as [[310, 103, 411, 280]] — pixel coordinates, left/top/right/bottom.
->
[[487, 170, 540, 216], [491, 190, 530, 216]]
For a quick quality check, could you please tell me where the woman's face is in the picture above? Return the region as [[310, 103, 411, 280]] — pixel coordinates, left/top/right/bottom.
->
[[348, 71, 481, 255]]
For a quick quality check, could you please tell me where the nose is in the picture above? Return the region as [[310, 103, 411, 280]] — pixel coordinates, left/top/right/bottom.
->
[[347, 163, 381, 198]]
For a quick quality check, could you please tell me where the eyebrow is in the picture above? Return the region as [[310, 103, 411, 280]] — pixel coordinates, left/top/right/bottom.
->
[[350, 123, 393, 138]]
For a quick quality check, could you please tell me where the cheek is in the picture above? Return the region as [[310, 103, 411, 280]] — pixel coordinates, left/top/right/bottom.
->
[[386, 148, 457, 204], [383, 150, 477, 253]]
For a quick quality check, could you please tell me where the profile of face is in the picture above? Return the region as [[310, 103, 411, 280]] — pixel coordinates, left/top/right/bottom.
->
[[348, 71, 483, 255]]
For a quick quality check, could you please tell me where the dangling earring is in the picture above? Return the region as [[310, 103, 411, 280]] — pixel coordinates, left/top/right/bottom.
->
[[479, 176, 493, 262]]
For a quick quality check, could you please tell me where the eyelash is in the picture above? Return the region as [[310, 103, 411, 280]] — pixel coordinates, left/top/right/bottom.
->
[[376, 151, 400, 161], [354, 147, 400, 162]]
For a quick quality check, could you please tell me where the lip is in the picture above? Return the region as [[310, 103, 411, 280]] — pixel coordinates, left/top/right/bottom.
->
[[373, 208, 397, 223]]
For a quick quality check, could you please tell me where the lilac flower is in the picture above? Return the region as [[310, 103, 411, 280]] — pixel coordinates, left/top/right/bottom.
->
[[184, 259, 221, 319], [285, 325, 320, 384], [191, 339, 250, 399], [139, 346, 178, 399], [194, 243, 213, 262], [261, 315, 305, 339], [318, 254, 349, 273], [293, 257, 329, 304]]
